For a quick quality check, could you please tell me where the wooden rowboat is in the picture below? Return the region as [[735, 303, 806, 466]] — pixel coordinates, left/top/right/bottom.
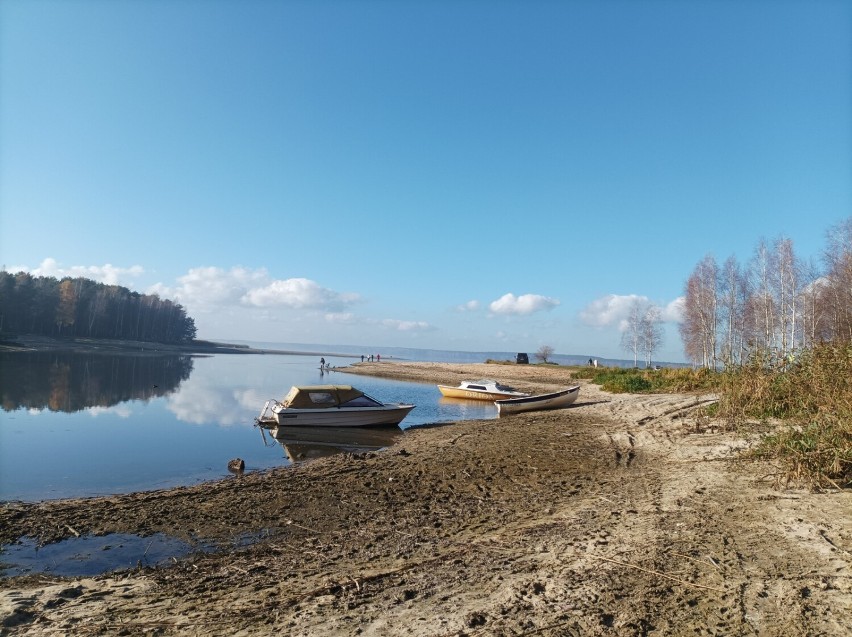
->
[[495, 385, 580, 416]]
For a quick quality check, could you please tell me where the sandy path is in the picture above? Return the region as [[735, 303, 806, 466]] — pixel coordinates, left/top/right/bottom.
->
[[1, 361, 850, 636]]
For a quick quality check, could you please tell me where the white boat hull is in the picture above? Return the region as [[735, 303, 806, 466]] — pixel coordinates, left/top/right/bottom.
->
[[272, 404, 414, 427], [495, 385, 580, 415]]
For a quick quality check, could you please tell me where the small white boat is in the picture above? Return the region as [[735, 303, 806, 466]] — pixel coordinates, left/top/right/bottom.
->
[[256, 385, 415, 428], [437, 379, 530, 401], [495, 385, 580, 415]]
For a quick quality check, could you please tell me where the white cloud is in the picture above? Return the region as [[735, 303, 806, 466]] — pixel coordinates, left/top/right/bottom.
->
[[157, 266, 263, 307], [325, 312, 356, 324], [151, 266, 359, 313], [11, 258, 144, 286], [802, 277, 829, 295], [166, 386, 246, 426], [380, 319, 434, 332], [489, 293, 560, 316], [581, 294, 685, 328], [243, 277, 359, 310], [579, 294, 648, 327], [661, 297, 685, 323], [87, 405, 133, 418], [456, 300, 480, 312]]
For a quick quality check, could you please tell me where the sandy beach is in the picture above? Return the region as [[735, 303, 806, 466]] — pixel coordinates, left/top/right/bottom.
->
[[1, 361, 850, 636]]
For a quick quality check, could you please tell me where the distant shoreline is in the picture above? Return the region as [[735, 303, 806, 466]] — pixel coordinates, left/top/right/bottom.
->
[[0, 334, 360, 359], [0, 334, 687, 367]]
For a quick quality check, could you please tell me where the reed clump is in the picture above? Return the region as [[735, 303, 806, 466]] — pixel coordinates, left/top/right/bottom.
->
[[719, 343, 852, 489]]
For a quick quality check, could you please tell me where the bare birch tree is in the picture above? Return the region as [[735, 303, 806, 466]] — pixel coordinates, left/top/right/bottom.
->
[[798, 258, 828, 349], [620, 300, 644, 367], [718, 255, 746, 366], [823, 217, 852, 342], [680, 255, 718, 368], [640, 305, 663, 367], [774, 237, 801, 357], [747, 238, 777, 353]]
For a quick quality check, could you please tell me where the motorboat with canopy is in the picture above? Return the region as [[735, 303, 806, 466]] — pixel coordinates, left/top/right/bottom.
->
[[256, 385, 415, 428]]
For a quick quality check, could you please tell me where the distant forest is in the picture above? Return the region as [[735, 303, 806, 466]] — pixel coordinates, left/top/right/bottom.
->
[[0, 272, 197, 344]]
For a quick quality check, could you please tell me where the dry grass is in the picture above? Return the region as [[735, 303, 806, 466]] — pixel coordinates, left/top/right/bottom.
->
[[719, 343, 852, 489]]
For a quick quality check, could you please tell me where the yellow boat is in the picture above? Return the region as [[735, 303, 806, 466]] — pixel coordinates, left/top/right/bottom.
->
[[436, 380, 529, 401]]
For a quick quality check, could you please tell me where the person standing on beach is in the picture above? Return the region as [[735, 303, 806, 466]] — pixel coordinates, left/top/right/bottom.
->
[[320, 357, 325, 367]]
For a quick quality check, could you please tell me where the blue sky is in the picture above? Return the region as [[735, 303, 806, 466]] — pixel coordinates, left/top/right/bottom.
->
[[1, 0, 850, 363]]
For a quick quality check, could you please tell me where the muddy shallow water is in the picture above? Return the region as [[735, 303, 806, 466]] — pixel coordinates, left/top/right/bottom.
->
[[1, 361, 850, 636]]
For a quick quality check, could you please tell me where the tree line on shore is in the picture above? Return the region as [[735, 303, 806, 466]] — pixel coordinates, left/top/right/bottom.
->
[[0, 272, 197, 344], [680, 217, 852, 368]]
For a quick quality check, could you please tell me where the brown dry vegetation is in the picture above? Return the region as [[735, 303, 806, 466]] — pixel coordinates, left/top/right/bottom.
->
[[1, 361, 850, 636], [720, 343, 852, 490]]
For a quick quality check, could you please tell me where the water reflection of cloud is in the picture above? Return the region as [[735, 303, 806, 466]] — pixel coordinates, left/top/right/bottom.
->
[[87, 405, 133, 419], [235, 388, 271, 412], [167, 384, 253, 427]]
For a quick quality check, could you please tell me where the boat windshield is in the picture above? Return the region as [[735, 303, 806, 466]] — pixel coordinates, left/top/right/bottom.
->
[[340, 394, 384, 407]]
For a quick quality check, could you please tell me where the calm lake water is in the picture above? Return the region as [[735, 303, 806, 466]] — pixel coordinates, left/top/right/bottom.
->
[[0, 351, 497, 502]]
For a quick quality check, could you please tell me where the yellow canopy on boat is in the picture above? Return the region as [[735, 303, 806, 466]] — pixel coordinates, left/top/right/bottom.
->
[[281, 385, 366, 409]]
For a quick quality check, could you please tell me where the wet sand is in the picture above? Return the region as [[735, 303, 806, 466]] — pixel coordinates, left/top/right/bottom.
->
[[1, 361, 850, 636]]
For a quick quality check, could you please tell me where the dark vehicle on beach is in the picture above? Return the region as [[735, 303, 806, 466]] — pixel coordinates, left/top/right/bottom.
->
[[516, 353, 529, 364]]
